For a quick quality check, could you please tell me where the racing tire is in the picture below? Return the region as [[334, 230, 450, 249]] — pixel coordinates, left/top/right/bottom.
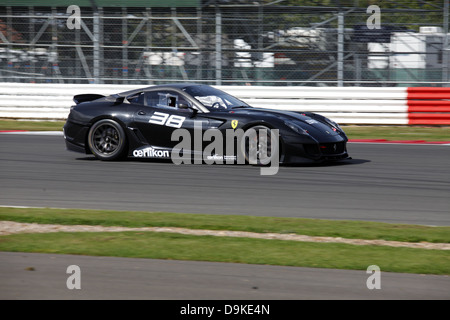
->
[[241, 125, 279, 166], [87, 119, 128, 161]]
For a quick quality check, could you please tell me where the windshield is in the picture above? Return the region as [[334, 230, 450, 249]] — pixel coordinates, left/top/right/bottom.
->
[[183, 85, 250, 110]]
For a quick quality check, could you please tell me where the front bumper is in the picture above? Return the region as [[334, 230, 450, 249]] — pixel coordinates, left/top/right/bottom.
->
[[281, 137, 350, 164]]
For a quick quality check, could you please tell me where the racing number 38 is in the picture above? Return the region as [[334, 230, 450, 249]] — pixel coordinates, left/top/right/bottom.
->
[[149, 112, 186, 129]]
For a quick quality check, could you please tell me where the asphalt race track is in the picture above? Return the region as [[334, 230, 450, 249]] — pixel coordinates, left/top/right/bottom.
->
[[0, 133, 449, 225], [1, 133, 449, 301], [1, 251, 449, 300]]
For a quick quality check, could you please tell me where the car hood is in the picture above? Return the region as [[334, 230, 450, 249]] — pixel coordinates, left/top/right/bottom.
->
[[230, 107, 340, 136]]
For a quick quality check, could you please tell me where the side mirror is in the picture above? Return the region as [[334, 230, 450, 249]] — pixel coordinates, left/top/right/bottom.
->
[[114, 96, 126, 105], [178, 103, 190, 109], [179, 103, 198, 117]]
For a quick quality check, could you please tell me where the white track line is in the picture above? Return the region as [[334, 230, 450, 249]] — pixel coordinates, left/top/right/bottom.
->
[[0, 131, 63, 135], [348, 141, 450, 146]]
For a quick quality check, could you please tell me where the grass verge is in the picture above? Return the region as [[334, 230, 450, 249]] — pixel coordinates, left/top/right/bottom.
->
[[1, 231, 449, 275], [1, 207, 449, 275], [342, 125, 450, 141], [1, 207, 450, 243], [0, 120, 64, 131]]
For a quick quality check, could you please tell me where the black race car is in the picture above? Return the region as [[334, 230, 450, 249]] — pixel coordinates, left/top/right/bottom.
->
[[63, 83, 350, 164]]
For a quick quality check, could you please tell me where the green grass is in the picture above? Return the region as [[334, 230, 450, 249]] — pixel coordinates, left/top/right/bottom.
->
[[1, 231, 449, 275], [1, 207, 449, 244], [0, 120, 449, 141], [2, 207, 449, 274], [0, 120, 64, 131], [343, 125, 450, 141]]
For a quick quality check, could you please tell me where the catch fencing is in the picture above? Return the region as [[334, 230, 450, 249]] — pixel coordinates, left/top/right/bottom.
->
[[0, 2, 449, 87]]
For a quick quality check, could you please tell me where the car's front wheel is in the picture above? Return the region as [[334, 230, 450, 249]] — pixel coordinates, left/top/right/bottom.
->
[[241, 125, 279, 165], [87, 119, 127, 161]]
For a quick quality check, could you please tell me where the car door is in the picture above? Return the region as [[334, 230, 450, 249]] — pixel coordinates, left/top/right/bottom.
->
[[132, 89, 210, 149]]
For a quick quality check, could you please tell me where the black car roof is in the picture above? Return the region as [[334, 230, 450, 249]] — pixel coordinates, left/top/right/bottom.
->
[[117, 83, 205, 97]]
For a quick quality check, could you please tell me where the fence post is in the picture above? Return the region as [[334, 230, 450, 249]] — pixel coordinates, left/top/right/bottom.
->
[[337, 9, 344, 87], [93, 7, 100, 84], [215, 3, 222, 86], [443, 0, 449, 85]]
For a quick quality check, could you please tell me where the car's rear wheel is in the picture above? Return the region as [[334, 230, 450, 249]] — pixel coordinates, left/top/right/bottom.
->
[[241, 125, 279, 165], [87, 119, 127, 161]]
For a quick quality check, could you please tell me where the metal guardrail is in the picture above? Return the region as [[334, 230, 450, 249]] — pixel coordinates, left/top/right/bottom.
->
[[0, 83, 448, 125]]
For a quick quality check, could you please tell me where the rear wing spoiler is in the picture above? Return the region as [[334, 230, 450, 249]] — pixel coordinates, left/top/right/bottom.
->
[[73, 94, 105, 104]]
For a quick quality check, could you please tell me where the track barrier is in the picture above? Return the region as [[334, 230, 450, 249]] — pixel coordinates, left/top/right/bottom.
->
[[407, 87, 450, 125], [0, 83, 448, 125]]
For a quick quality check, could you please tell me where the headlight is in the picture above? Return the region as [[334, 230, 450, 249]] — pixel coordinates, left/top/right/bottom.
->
[[284, 121, 309, 135], [325, 118, 342, 131]]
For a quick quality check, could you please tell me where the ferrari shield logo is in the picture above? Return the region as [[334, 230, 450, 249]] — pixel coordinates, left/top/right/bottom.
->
[[231, 120, 238, 129]]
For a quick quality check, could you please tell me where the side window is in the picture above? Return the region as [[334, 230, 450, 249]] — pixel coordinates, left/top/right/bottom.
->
[[157, 92, 178, 108], [145, 91, 191, 109], [128, 92, 145, 105]]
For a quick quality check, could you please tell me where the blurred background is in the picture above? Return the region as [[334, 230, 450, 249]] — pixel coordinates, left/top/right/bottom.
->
[[0, 0, 449, 87]]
